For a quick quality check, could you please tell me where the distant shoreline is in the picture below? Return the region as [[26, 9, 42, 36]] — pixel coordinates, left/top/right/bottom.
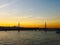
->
[[0, 26, 60, 31]]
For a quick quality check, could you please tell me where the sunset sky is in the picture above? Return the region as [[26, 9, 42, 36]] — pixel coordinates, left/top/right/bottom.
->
[[0, 0, 60, 28]]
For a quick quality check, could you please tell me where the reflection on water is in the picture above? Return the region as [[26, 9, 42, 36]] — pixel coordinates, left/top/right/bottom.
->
[[0, 30, 60, 45]]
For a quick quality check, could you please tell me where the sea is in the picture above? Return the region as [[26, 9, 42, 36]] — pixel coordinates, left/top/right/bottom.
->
[[0, 30, 60, 45]]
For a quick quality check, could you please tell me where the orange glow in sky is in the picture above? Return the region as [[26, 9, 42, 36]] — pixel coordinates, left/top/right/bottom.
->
[[0, 0, 60, 28]]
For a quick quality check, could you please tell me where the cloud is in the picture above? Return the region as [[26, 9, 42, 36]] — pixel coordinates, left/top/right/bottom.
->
[[0, 0, 16, 8], [0, 3, 9, 8]]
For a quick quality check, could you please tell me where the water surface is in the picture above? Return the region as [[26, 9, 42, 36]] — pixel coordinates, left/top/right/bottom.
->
[[0, 30, 60, 45]]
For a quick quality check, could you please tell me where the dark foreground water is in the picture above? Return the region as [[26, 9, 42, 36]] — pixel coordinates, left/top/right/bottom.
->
[[0, 30, 60, 45]]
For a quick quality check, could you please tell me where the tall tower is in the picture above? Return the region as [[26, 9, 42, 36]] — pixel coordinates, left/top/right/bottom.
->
[[18, 22, 20, 32], [18, 22, 20, 27], [45, 20, 46, 31]]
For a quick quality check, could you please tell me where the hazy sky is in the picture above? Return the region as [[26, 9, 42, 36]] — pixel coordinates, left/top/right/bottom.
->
[[0, 0, 60, 28]]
